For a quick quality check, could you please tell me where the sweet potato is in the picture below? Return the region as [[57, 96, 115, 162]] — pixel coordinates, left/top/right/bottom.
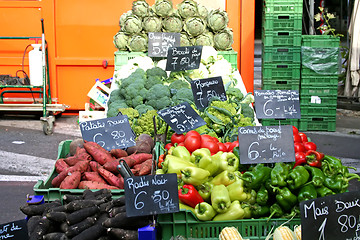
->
[[83, 172, 107, 184], [78, 181, 119, 190], [83, 141, 113, 165], [97, 167, 122, 188], [52, 170, 69, 188], [110, 148, 128, 159], [75, 146, 92, 160], [89, 160, 101, 172], [102, 159, 122, 173], [60, 171, 81, 189], [55, 158, 69, 173], [70, 160, 90, 173], [134, 158, 153, 176], [64, 156, 83, 166]]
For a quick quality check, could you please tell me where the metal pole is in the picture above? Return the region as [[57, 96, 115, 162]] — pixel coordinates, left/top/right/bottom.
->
[[309, 0, 315, 35]]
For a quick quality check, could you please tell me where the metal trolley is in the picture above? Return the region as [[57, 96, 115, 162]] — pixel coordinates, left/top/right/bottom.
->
[[0, 19, 68, 135]]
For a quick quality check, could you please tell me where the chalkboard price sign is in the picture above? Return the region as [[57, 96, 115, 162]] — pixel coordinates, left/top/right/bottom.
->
[[124, 173, 179, 217], [148, 32, 180, 57], [191, 76, 227, 109], [238, 125, 295, 164], [254, 90, 301, 119], [300, 191, 360, 240], [165, 46, 202, 72], [79, 115, 136, 151], [0, 219, 28, 240], [157, 102, 206, 134]]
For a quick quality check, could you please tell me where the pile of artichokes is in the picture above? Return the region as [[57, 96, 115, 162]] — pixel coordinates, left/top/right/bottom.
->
[[113, 0, 234, 52]]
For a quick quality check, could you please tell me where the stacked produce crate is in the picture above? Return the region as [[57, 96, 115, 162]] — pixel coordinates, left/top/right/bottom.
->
[[261, 0, 303, 127], [299, 35, 340, 131]]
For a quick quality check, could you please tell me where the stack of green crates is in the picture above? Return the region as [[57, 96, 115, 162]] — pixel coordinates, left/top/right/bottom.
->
[[299, 35, 340, 131], [261, 0, 303, 127]]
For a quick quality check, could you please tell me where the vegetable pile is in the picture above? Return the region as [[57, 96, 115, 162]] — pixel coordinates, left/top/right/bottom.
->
[[114, 0, 234, 52], [20, 190, 151, 240]]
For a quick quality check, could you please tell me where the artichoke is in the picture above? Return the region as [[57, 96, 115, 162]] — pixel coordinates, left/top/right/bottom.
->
[[132, 0, 150, 18], [207, 9, 229, 32], [213, 28, 233, 51], [152, 0, 173, 17], [127, 33, 148, 52], [183, 16, 206, 37], [122, 14, 143, 34], [193, 31, 214, 47], [162, 12, 183, 32], [180, 32, 192, 46], [198, 4, 209, 19], [119, 10, 133, 27], [142, 13, 162, 33], [113, 31, 129, 51], [177, 0, 199, 19]]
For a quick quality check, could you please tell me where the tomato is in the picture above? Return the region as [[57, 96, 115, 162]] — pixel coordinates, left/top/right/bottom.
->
[[298, 132, 308, 143], [184, 130, 201, 140], [164, 143, 173, 151], [228, 141, 239, 152], [223, 142, 232, 151], [292, 126, 299, 135], [201, 140, 219, 154], [304, 141, 317, 151], [211, 137, 219, 143], [217, 142, 228, 152], [200, 134, 214, 143], [171, 133, 185, 145], [184, 135, 201, 152], [178, 142, 185, 147], [293, 134, 302, 143], [294, 142, 306, 153]]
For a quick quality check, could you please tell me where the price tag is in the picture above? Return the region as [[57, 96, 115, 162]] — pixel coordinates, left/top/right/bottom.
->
[[124, 174, 179, 217], [254, 90, 301, 119], [191, 76, 227, 109], [157, 102, 206, 134], [0, 219, 28, 240], [238, 125, 295, 164], [148, 32, 180, 57], [165, 46, 202, 72], [79, 115, 136, 151], [300, 191, 360, 240]]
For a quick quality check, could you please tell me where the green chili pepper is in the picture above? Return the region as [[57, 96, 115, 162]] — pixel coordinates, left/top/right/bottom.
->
[[212, 200, 245, 221], [241, 203, 252, 219], [196, 181, 213, 202], [256, 185, 269, 206], [197, 155, 219, 176], [241, 164, 272, 191], [245, 189, 257, 205], [212, 152, 239, 174], [268, 203, 284, 219], [172, 146, 191, 162], [283, 205, 300, 219], [321, 155, 346, 177], [323, 173, 360, 193], [270, 162, 290, 187], [297, 183, 317, 202], [211, 184, 231, 213], [286, 165, 310, 190], [251, 203, 270, 218], [190, 148, 211, 164], [194, 202, 217, 221], [316, 185, 335, 197], [272, 186, 298, 211], [211, 170, 236, 186], [226, 179, 248, 202], [304, 165, 325, 187]]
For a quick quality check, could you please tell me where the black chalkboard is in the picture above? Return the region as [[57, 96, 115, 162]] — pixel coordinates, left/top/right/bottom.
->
[[300, 191, 360, 240], [0, 219, 28, 240], [254, 90, 301, 119], [165, 46, 202, 72], [157, 101, 207, 134], [148, 32, 181, 57], [238, 125, 295, 164], [124, 173, 179, 217], [191, 76, 227, 109], [79, 115, 136, 151]]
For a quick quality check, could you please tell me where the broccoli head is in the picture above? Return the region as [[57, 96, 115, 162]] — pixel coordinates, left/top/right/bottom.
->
[[120, 68, 146, 88], [144, 84, 171, 110], [135, 104, 154, 115], [171, 88, 194, 105], [144, 75, 162, 90], [107, 100, 129, 117], [146, 67, 167, 79], [226, 87, 244, 103], [169, 79, 191, 91], [107, 89, 124, 105]]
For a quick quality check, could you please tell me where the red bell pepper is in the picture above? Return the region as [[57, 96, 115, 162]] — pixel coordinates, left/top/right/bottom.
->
[[293, 151, 307, 168], [178, 184, 204, 208], [306, 150, 324, 168]]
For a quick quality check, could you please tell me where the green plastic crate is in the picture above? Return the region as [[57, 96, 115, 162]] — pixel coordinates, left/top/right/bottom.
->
[[299, 116, 336, 132], [262, 63, 301, 79], [263, 0, 303, 14], [262, 29, 302, 47], [157, 210, 301, 240], [300, 86, 338, 97], [262, 79, 300, 90], [262, 13, 302, 31], [262, 46, 301, 63], [301, 35, 340, 48], [261, 119, 299, 128], [300, 105, 337, 117], [218, 50, 238, 69], [300, 95, 337, 108], [114, 51, 147, 70], [300, 75, 339, 86]]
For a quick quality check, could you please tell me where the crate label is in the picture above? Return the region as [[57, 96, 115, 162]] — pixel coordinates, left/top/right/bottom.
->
[[0, 219, 28, 240], [166, 46, 202, 72], [311, 96, 321, 104], [148, 32, 180, 57], [300, 191, 360, 240], [191, 76, 227, 109]]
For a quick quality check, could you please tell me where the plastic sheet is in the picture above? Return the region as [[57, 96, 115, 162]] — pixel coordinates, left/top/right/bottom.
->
[[301, 46, 340, 75]]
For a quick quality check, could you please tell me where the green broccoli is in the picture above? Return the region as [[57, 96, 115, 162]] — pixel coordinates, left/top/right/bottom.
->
[[107, 100, 129, 117], [120, 68, 146, 89], [135, 104, 154, 115], [107, 89, 124, 105], [169, 79, 190, 91], [240, 103, 255, 121], [144, 75, 162, 90], [171, 88, 194, 105], [145, 84, 171, 110], [118, 74, 147, 108], [146, 67, 167, 79], [226, 87, 244, 103]]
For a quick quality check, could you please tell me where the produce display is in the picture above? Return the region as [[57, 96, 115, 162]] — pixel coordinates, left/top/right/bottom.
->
[[113, 0, 234, 52]]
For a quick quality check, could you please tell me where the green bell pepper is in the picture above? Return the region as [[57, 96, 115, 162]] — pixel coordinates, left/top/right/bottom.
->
[[197, 155, 219, 176], [211, 184, 231, 213], [163, 155, 196, 175], [272, 186, 298, 211], [226, 179, 248, 202], [211, 170, 236, 186], [181, 166, 210, 186], [245, 189, 257, 205], [172, 146, 191, 162], [232, 146, 250, 173], [251, 203, 270, 218], [268, 203, 284, 219], [283, 205, 300, 219], [179, 203, 195, 215], [241, 203, 252, 219], [286, 165, 310, 190], [195, 202, 217, 221], [270, 162, 290, 187], [304, 165, 325, 187], [156, 169, 165, 175], [213, 152, 239, 173], [256, 185, 269, 206], [212, 200, 245, 221], [316, 185, 335, 197], [241, 164, 272, 191], [297, 183, 317, 202], [190, 148, 211, 164], [196, 181, 213, 202]]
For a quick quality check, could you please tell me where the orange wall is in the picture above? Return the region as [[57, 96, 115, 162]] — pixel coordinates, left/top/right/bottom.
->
[[0, 0, 254, 110]]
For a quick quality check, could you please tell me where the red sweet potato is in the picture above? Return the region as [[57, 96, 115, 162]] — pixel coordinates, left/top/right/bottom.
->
[[83, 141, 113, 165], [52, 170, 69, 187], [52, 161, 89, 188], [64, 156, 83, 166], [89, 161, 101, 172], [82, 172, 106, 184], [127, 153, 152, 167], [70, 160, 89, 173], [97, 167, 122, 188], [103, 159, 122, 173], [55, 158, 69, 174], [133, 159, 153, 176], [78, 181, 119, 190], [60, 171, 81, 189], [75, 147, 92, 161], [110, 148, 128, 159]]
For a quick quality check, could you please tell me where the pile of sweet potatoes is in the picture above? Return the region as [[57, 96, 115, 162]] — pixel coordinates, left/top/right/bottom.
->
[[52, 134, 155, 190]]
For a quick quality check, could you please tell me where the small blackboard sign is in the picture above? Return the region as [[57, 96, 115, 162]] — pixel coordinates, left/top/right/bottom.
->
[[166, 46, 202, 72], [148, 32, 180, 57], [238, 125, 295, 164], [191, 76, 227, 109], [0, 219, 28, 240], [157, 102, 206, 134], [79, 115, 136, 151], [124, 173, 179, 217], [300, 191, 360, 240], [254, 90, 301, 119]]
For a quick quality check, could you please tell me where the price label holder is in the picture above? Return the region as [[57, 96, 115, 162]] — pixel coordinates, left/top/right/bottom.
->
[[79, 115, 136, 151], [300, 191, 360, 240], [0, 219, 29, 240], [254, 90, 301, 119], [238, 125, 295, 164], [165, 46, 202, 72], [191, 76, 227, 109], [124, 173, 179, 217], [157, 102, 206, 134], [148, 32, 180, 57]]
